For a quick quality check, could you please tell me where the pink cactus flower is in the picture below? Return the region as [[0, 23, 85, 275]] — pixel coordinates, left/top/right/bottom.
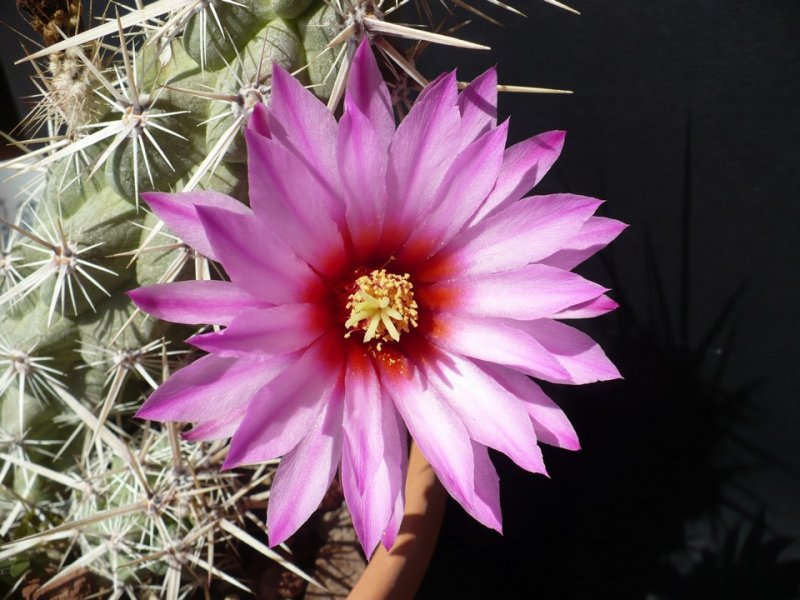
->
[[129, 40, 625, 555]]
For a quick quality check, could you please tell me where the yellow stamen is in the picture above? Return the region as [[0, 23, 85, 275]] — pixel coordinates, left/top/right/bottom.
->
[[344, 269, 419, 346]]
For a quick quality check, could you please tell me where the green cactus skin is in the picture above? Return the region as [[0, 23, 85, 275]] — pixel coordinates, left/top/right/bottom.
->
[[298, 1, 341, 100]]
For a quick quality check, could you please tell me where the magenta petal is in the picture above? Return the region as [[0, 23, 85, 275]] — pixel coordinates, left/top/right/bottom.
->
[[341, 349, 406, 555], [338, 102, 387, 258], [554, 294, 619, 319], [136, 354, 290, 422], [430, 312, 571, 383], [195, 205, 324, 304], [425, 264, 608, 320], [472, 130, 566, 224], [422, 194, 602, 281], [457, 68, 497, 149], [187, 304, 328, 357], [246, 130, 345, 269], [267, 65, 341, 208], [267, 382, 344, 547], [541, 216, 628, 270], [385, 72, 461, 238], [421, 348, 546, 474], [481, 362, 580, 450], [382, 356, 502, 531], [224, 333, 344, 468], [128, 280, 266, 326], [142, 190, 250, 262], [402, 122, 508, 258], [182, 406, 247, 441], [248, 102, 271, 138], [346, 40, 395, 147], [520, 319, 621, 383], [381, 483, 405, 550]]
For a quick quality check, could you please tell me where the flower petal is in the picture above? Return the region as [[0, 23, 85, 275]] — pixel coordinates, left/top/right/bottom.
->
[[141, 190, 250, 261], [384, 72, 461, 245], [420, 348, 547, 474], [346, 40, 394, 148], [401, 122, 508, 261], [381, 355, 502, 531], [457, 68, 497, 149], [224, 333, 344, 468], [553, 294, 619, 319], [249, 102, 271, 138], [182, 406, 247, 441], [195, 205, 325, 304], [341, 346, 406, 555], [128, 280, 266, 326], [541, 216, 628, 270], [471, 130, 566, 224], [382, 481, 405, 550], [480, 362, 580, 450], [421, 264, 608, 320], [245, 130, 346, 276], [520, 319, 621, 383], [187, 304, 330, 357], [267, 381, 344, 547], [429, 313, 571, 383], [267, 65, 342, 219], [136, 354, 290, 422], [338, 102, 387, 258], [420, 194, 602, 281]]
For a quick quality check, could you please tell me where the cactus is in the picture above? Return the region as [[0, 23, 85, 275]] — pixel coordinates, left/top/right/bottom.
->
[[0, 0, 578, 595]]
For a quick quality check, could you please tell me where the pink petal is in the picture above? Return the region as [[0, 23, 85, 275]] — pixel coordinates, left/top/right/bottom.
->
[[420, 194, 602, 281], [128, 280, 266, 326], [471, 130, 566, 224], [381, 482, 405, 550], [381, 355, 502, 531], [429, 312, 571, 383], [421, 264, 608, 320], [337, 102, 387, 258], [420, 348, 547, 474], [195, 205, 325, 304], [223, 333, 344, 468], [481, 362, 580, 450], [141, 190, 250, 262], [337, 42, 395, 258], [541, 216, 628, 270], [400, 122, 508, 261], [520, 319, 621, 383], [267, 65, 342, 221], [553, 294, 619, 319], [183, 406, 247, 441], [136, 354, 291, 422], [245, 130, 346, 276], [384, 72, 461, 245], [187, 303, 329, 357], [346, 40, 395, 148], [248, 102, 271, 138], [457, 68, 497, 149], [341, 348, 406, 555], [267, 381, 344, 547]]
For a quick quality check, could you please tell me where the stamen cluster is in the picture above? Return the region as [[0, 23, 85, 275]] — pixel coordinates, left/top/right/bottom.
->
[[344, 269, 418, 346]]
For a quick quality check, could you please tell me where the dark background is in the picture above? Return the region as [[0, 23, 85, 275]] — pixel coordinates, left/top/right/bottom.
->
[[1, 0, 799, 598]]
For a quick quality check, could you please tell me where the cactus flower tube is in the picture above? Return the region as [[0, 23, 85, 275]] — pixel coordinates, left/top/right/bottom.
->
[[129, 40, 625, 556]]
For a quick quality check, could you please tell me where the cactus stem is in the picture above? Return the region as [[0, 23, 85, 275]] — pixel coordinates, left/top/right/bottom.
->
[[0, 214, 116, 323], [0, 335, 65, 434]]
